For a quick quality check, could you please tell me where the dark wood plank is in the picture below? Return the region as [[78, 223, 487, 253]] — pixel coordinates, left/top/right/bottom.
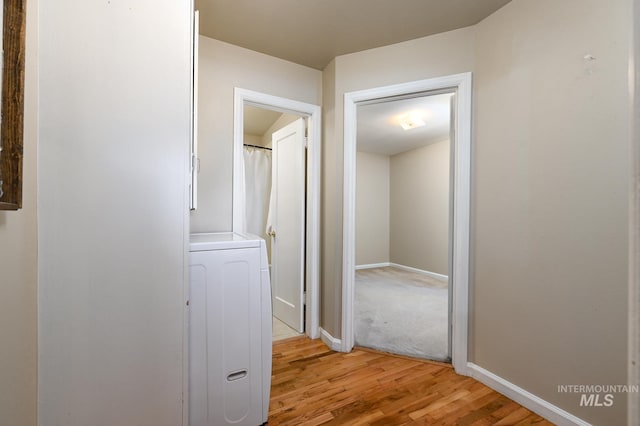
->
[[0, 0, 27, 210]]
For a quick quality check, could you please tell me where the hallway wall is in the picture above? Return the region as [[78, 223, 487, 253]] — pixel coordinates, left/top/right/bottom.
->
[[471, 1, 629, 423]]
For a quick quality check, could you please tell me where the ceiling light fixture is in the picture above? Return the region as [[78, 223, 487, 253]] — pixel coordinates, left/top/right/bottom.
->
[[398, 111, 426, 130]]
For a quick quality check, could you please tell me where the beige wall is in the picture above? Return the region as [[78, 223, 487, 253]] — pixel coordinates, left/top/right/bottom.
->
[[390, 140, 450, 275], [321, 26, 476, 337], [244, 133, 262, 146], [0, 1, 38, 424], [355, 151, 390, 266], [356, 141, 450, 275], [471, 0, 629, 424], [191, 36, 322, 233], [321, 58, 342, 335], [261, 113, 299, 147]]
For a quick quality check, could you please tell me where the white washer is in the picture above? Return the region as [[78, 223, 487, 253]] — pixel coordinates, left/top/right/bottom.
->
[[189, 232, 272, 426]]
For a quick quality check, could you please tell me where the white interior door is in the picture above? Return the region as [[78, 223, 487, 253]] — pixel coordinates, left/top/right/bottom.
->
[[270, 118, 306, 332]]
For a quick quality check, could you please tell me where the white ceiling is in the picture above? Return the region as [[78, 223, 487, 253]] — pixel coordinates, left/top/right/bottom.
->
[[357, 93, 453, 156], [194, 0, 511, 70]]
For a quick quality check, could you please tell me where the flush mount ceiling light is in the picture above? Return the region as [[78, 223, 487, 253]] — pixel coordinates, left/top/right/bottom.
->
[[398, 111, 426, 130]]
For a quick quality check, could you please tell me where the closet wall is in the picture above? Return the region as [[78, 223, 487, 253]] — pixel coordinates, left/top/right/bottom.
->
[[38, 2, 193, 424]]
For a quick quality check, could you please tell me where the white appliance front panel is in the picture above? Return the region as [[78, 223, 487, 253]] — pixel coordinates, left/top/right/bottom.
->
[[189, 246, 262, 426]]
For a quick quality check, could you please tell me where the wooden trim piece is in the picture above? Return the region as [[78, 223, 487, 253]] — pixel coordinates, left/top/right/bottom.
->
[[0, 0, 26, 210]]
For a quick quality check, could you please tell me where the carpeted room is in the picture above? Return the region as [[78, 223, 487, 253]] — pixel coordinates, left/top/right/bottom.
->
[[354, 93, 453, 362]]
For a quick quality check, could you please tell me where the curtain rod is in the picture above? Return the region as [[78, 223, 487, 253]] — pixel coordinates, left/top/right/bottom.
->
[[244, 143, 272, 151]]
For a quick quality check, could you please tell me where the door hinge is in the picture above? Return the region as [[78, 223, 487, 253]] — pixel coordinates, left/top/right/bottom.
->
[[303, 291, 307, 305]]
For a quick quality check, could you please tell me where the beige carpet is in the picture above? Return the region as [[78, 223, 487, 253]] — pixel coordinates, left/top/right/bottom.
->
[[354, 266, 449, 361]]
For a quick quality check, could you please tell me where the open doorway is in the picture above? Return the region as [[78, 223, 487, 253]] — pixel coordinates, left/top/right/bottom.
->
[[232, 88, 321, 341], [342, 74, 472, 374], [241, 105, 305, 339], [354, 92, 453, 361]]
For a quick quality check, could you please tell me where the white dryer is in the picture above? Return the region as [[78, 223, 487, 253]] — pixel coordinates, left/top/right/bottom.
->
[[189, 232, 272, 426]]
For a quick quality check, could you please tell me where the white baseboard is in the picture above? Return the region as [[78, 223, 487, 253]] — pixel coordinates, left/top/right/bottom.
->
[[355, 262, 390, 270], [467, 363, 590, 426], [389, 263, 448, 281], [319, 327, 342, 352], [355, 262, 449, 281]]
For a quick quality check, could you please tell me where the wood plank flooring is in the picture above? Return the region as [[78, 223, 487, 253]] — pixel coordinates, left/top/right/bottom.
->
[[269, 337, 553, 425]]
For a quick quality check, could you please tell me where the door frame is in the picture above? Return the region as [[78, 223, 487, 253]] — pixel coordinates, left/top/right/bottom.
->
[[341, 73, 472, 374], [232, 87, 321, 339]]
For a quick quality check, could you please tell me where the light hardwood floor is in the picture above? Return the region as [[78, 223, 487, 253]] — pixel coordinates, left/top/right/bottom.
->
[[269, 337, 553, 425]]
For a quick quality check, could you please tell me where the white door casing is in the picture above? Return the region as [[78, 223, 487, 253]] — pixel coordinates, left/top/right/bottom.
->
[[232, 88, 321, 339], [270, 118, 306, 332], [447, 92, 456, 359], [342, 73, 472, 375]]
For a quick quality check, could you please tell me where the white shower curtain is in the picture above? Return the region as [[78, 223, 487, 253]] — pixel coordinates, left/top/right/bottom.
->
[[243, 146, 272, 242]]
